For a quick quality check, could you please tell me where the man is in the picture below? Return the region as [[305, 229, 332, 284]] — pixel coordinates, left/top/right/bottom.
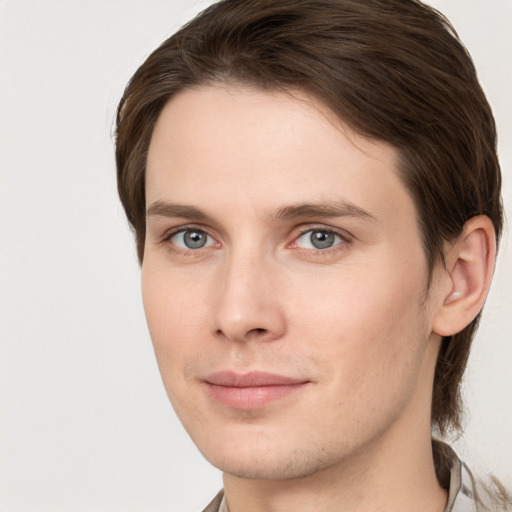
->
[[115, 1, 509, 510]]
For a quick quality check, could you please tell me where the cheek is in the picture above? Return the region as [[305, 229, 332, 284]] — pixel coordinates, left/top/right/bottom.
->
[[141, 263, 205, 369], [290, 259, 428, 389], [292, 285, 428, 449], [141, 264, 208, 422]]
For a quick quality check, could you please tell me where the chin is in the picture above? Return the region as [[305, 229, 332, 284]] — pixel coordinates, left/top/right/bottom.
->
[[199, 438, 342, 481]]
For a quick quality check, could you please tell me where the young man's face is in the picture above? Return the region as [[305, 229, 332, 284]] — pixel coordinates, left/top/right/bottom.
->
[[142, 85, 443, 480]]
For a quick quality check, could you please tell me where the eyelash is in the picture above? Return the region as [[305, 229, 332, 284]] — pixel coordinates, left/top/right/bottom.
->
[[160, 225, 351, 256], [290, 227, 351, 254], [162, 226, 218, 255]]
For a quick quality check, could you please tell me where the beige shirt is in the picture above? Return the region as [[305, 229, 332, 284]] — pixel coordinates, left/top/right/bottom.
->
[[202, 443, 478, 512]]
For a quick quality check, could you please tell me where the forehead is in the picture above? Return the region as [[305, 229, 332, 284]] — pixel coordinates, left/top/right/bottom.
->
[[146, 84, 415, 229]]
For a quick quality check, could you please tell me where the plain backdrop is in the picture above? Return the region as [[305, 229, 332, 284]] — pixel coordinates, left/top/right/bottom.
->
[[1, 1, 511, 511]]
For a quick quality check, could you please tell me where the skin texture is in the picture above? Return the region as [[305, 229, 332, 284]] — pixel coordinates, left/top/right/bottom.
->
[[142, 85, 460, 512]]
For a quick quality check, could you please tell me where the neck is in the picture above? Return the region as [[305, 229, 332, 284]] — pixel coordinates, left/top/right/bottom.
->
[[222, 420, 447, 512]]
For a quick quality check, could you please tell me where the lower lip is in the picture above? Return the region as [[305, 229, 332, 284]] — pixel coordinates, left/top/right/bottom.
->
[[204, 383, 307, 410]]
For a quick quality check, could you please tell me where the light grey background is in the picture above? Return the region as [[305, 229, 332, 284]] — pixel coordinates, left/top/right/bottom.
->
[[1, 1, 511, 511]]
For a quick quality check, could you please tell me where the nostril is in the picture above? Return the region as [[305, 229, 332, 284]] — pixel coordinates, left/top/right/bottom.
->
[[215, 327, 267, 340]]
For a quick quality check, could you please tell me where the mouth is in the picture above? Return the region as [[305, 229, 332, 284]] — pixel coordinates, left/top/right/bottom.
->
[[203, 371, 311, 410]]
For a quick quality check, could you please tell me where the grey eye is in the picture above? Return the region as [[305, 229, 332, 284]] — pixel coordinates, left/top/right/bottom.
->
[[171, 229, 214, 250], [310, 230, 336, 249], [295, 229, 343, 250], [184, 230, 207, 248]]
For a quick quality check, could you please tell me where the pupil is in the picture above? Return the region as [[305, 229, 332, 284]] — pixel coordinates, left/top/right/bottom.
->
[[310, 231, 334, 249], [184, 230, 206, 249]]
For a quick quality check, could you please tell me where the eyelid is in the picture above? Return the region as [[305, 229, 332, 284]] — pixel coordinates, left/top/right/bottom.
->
[[161, 224, 221, 250], [292, 224, 352, 241], [162, 223, 212, 240], [288, 225, 353, 251]]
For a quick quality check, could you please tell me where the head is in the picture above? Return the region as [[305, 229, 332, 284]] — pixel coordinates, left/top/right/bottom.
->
[[116, 0, 502, 455]]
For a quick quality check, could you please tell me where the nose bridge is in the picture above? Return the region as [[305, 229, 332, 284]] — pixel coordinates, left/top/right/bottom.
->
[[212, 243, 285, 342]]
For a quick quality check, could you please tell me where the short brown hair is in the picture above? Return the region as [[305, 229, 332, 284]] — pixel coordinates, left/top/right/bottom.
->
[[115, 0, 503, 434]]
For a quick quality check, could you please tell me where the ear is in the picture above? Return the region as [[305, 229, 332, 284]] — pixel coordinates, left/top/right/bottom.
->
[[432, 216, 496, 337]]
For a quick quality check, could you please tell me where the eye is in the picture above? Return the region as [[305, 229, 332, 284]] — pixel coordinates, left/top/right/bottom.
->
[[169, 228, 216, 250], [294, 229, 345, 250]]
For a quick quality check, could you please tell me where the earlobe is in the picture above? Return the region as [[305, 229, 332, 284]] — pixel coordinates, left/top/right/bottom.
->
[[432, 216, 496, 337]]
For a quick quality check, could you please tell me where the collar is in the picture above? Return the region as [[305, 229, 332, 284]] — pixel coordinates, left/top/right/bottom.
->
[[441, 443, 478, 512]]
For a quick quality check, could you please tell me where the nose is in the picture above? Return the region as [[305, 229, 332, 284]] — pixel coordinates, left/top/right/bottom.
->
[[211, 251, 287, 343]]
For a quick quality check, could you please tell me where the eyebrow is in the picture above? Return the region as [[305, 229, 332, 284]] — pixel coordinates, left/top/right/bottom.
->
[[146, 199, 376, 223], [274, 201, 376, 222], [146, 201, 209, 220]]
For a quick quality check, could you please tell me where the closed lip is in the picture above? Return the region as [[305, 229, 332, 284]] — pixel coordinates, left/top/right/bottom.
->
[[203, 370, 311, 409], [204, 371, 310, 387]]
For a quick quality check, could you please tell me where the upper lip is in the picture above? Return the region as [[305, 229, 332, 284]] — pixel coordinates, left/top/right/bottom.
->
[[204, 371, 309, 387]]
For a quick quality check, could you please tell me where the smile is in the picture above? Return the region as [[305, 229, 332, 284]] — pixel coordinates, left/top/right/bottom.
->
[[203, 371, 310, 410]]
